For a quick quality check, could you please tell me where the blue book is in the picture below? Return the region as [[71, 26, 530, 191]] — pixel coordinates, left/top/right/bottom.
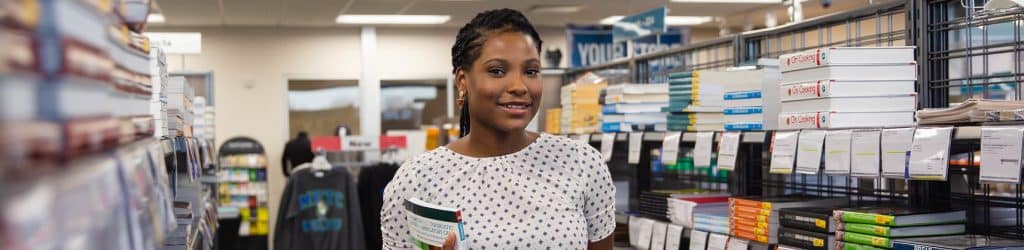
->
[[724, 106, 764, 115], [724, 91, 762, 100], [725, 123, 763, 131]]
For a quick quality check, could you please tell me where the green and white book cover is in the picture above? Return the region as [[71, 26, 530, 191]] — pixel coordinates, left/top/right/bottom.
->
[[404, 198, 466, 249]]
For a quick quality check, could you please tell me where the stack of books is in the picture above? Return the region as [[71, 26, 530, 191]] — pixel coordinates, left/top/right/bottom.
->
[[723, 59, 782, 131], [663, 71, 725, 131], [601, 83, 669, 132], [639, 191, 670, 221], [892, 234, 1024, 250], [778, 206, 843, 250], [666, 194, 730, 228], [916, 99, 1024, 125], [730, 196, 848, 244], [834, 207, 967, 250], [545, 108, 561, 134], [560, 81, 607, 134], [166, 77, 195, 137], [777, 47, 917, 129]]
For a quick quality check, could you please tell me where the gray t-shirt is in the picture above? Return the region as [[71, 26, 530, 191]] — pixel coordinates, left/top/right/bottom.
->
[[274, 167, 364, 250]]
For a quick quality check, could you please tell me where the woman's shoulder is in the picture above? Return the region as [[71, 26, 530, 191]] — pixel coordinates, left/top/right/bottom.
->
[[534, 133, 601, 158]]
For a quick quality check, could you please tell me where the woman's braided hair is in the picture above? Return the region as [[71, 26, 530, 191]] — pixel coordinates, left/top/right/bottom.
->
[[451, 8, 543, 137]]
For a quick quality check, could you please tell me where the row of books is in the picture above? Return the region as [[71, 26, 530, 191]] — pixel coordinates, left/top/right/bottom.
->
[[560, 73, 608, 134]]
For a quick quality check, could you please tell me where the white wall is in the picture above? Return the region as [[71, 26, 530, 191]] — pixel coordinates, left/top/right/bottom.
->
[[155, 26, 571, 246]]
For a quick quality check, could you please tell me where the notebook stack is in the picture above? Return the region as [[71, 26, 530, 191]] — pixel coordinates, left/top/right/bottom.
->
[[639, 191, 671, 221], [915, 99, 1024, 125], [777, 206, 842, 250], [723, 59, 782, 131], [560, 81, 607, 134], [663, 71, 725, 131], [834, 207, 967, 250], [601, 83, 669, 132], [778, 47, 917, 129], [666, 194, 731, 235], [729, 196, 848, 244]]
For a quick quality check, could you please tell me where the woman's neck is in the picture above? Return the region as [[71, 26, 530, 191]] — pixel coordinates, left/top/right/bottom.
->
[[451, 125, 536, 158]]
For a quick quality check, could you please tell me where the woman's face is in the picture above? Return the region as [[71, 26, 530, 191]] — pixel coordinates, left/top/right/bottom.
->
[[459, 31, 542, 134]]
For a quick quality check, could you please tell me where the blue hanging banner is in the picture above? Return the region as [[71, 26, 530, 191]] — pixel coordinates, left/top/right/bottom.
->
[[612, 7, 667, 43], [567, 26, 688, 68]]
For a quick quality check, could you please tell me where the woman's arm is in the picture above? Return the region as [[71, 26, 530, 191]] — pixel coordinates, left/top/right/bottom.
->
[[588, 235, 614, 250]]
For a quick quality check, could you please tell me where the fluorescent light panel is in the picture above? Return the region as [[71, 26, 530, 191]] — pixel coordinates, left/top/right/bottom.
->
[[671, 0, 782, 3], [148, 13, 165, 23], [336, 15, 450, 24], [600, 16, 712, 25]]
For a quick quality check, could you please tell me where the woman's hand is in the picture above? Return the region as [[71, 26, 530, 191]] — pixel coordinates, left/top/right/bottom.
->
[[430, 232, 458, 250]]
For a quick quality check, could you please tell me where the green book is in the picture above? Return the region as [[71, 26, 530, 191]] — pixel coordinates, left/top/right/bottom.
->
[[837, 231, 891, 248], [838, 241, 888, 250], [838, 222, 966, 238], [404, 198, 466, 249], [668, 72, 693, 79], [835, 207, 966, 227]]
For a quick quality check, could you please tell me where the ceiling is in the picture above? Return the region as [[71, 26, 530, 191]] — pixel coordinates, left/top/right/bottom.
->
[[152, 0, 890, 29]]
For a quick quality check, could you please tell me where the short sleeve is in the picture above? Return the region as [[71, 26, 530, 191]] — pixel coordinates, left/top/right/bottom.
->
[[578, 143, 616, 242], [380, 162, 418, 249]]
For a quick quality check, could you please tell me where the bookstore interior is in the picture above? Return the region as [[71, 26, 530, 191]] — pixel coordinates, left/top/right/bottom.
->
[[5, 0, 1024, 249]]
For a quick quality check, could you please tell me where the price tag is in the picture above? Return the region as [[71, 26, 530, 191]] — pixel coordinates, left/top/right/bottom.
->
[[706, 232, 729, 250], [628, 216, 642, 246], [851, 129, 882, 178], [824, 130, 852, 176], [726, 237, 749, 250], [908, 127, 954, 181], [694, 132, 715, 168], [662, 132, 683, 165], [980, 127, 1024, 184], [718, 132, 742, 171], [600, 133, 616, 162], [665, 224, 684, 250], [881, 128, 915, 179], [637, 218, 655, 249], [628, 132, 644, 164], [650, 221, 668, 250], [795, 130, 827, 174], [770, 131, 800, 174], [575, 134, 591, 144]]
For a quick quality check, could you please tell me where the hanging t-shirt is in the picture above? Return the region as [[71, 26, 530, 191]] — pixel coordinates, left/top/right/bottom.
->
[[274, 167, 364, 250], [357, 163, 400, 250], [380, 133, 617, 249]]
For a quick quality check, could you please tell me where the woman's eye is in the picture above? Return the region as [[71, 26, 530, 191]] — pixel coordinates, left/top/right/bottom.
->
[[525, 69, 540, 77], [488, 68, 506, 77]]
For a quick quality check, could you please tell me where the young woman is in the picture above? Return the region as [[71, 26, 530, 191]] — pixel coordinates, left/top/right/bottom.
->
[[380, 9, 615, 249]]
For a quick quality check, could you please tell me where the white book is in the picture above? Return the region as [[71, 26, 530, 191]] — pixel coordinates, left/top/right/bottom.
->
[[781, 63, 917, 84], [778, 111, 916, 129], [604, 113, 668, 124], [780, 79, 917, 101], [724, 98, 763, 107], [605, 93, 669, 104], [779, 46, 916, 72], [781, 95, 917, 113], [603, 102, 669, 114], [724, 113, 762, 123], [606, 84, 669, 95]]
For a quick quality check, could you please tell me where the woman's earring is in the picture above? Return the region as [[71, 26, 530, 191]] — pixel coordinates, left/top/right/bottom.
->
[[456, 92, 466, 107]]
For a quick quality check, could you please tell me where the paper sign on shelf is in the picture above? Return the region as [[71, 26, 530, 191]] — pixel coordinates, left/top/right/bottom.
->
[[881, 128, 915, 179], [575, 134, 591, 145], [636, 218, 655, 249], [980, 127, 1024, 184], [824, 130, 853, 176], [662, 132, 683, 165], [650, 221, 668, 250], [689, 229, 709, 250], [795, 130, 827, 174], [628, 132, 644, 164], [706, 233, 729, 250], [850, 129, 881, 178], [600, 133, 616, 162], [694, 132, 715, 168], [908, 127, 955, 181], [727, 237, 750, 250], [666, 224, 684, 250], [770, 131, 800, 174], [718, 132, 742, 171], [628, 216, 642, 246]]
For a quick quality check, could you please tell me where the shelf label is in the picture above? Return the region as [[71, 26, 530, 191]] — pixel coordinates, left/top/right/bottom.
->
[[908, 127, 955, 181], [850, 129, 881, 178], [824, 130, 852, 176], [795, 129, 827, 174], [628, 132, 645, 164], [662, 132, 683, 165], [600, 133, 616, 162], [718, 132, 742, 171], [666, 224, 684, 250], [575, 134, 591, 145], [694, 132, 715, 168], [881, 128, 915, 179], [980, 127, 1024, 184], [770, 131, 800, 174]]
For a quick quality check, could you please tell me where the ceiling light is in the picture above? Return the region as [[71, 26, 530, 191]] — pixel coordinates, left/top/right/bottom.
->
[[671, 0, 782, 3], [600, 16, 713, 26], [529, 5, 585, 13], [148, 13, 165, 23], [335, 15, 450, 25]]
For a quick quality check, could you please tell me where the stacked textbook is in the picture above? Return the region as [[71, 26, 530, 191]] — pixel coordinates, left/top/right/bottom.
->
[[778, 47, 917, 129], [666, 194, 730, 235], [601, 83, 669, 132], [777, 206, 844, 250], [729, 196, 847, 244], [723, 59, 782, 131], [560, 74, 607, 134], [916, 99, 1024, 125], [663, 71, 725, 131], [834, 207, 966, 250]]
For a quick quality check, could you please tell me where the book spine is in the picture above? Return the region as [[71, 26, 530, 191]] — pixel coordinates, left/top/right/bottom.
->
[[891, 241, 956, 250], [725, 123, 764, 131], [724, 106, 764, 115], [730, 198, 773, 209], [602, 105, 616, 114], [839, 211, 895, 226], [779, 112, 828, 129], [838, 241, 888, 250], [732, 204, 773, 216], [779, 228, 830, 250], [840, 223, 890, 237], [724, 91, 763, 100], [779, 211, 832, 234], [781, 80, 831, 101], [731, 226, 771, 243], [731, 217, 770, 230], [838, 231, 891, 248], [733, 209, 771, 223], [781, 48, 829, 72]]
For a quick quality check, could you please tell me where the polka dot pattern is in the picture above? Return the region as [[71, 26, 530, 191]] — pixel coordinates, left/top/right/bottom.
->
[[379, 133, 616, 249]]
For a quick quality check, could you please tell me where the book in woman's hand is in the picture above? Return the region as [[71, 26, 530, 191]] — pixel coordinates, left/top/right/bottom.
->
[[404, 198, 466, 249]]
